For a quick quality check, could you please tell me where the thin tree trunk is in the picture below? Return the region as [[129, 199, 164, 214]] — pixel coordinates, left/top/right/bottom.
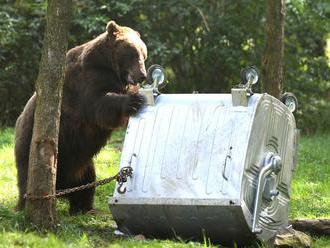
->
[[25, 0, 71, 229], [262, 0, 285, 99]]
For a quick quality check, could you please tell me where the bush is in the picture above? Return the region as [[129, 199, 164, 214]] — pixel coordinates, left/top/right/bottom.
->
[[0, 2, 44, 126]]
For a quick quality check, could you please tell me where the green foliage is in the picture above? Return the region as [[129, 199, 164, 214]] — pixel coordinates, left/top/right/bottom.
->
[[285, 0, 330, 133], [0, 128, 329, 247], [0, 128, 14, 147], [0, 0, 329, 132], [0, 1, 45, 126]]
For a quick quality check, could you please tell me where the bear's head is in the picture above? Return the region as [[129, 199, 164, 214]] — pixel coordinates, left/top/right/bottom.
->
[[106, 21, 147, 87]]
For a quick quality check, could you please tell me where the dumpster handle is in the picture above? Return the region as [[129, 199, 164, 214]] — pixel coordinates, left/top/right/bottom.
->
[[222, 146, 232, 180], [252, 152, 282, 234]]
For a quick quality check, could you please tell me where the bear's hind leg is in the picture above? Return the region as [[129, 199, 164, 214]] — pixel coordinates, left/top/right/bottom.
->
[[15, 146, 29, 211], [68, 161, 96, 215], [16, 169, 27, 211], [15, 124, 33, 211]]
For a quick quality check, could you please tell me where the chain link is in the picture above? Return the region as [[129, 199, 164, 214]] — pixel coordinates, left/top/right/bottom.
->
[[24, 166, 133, 200]]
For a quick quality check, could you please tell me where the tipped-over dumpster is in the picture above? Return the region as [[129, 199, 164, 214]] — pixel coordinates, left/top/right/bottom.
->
[[109, 66, 299, 246]]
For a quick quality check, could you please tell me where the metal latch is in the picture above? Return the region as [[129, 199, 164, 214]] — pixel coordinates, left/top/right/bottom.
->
[[252, 152, 282, 234]]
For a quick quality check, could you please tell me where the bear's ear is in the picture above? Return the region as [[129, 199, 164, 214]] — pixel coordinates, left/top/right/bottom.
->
[[106, 21, 120, 36]]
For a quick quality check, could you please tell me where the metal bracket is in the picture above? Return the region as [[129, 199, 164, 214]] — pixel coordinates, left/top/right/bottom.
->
[[139, 87, 155, 106], [263, 176, 279, 202], [252, 152, 282, 234], [231, 88, 248, 107]]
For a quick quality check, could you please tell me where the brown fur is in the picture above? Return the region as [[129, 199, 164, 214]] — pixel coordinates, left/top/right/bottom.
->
[[15, 21, 147, 214]]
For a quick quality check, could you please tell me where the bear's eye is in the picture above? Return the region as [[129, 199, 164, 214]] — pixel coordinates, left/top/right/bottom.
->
[[123, 51, 139, 61]]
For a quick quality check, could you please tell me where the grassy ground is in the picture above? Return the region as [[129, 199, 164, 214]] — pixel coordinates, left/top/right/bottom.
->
[[0, 128, 329, 247]]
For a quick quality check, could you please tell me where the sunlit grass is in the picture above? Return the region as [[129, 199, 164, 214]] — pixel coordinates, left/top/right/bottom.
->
[[290, 134, 330, 219], [0, 128, 329, 247], [0, 128, 17, 209]]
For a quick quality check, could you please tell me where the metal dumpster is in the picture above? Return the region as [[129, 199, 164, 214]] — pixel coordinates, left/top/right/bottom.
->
[[109, 69, 298, 246]]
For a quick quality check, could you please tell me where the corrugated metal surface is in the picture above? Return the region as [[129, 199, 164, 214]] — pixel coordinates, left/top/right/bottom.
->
[[242, 95, 297, 240], [109, 93, 297, 245], [115, 94, 259, 200]]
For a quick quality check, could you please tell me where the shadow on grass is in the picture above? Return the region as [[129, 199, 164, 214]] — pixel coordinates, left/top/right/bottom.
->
[[0, 198, 121, 247], [1, 200, 266, 248]]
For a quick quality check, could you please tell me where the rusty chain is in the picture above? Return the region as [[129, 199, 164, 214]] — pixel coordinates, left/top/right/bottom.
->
[[24, 166, 133, 200]]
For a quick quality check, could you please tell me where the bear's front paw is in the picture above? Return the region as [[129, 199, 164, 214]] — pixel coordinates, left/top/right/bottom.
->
[[124, 93, 146, 116]]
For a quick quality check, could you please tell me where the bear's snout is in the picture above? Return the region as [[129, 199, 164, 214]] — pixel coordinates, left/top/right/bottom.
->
[[129, 69, 146, 85], [136, 71, 146, 84]]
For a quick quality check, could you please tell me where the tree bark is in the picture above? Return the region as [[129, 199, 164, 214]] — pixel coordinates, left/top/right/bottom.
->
[[262, 0, 285, 99], [25, 0, 71, 229]]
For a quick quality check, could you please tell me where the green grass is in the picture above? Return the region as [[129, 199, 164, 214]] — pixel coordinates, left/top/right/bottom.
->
[[290, 134, 330, 219], [0, 128, 329, 247]]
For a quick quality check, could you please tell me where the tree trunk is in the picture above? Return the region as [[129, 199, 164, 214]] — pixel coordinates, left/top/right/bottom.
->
[[25, 0, 71, 229], [262, 0, 285, 99]]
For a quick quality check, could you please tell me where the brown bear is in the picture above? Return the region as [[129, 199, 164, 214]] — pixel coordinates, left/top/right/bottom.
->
[[14, 21, 147, 214]]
